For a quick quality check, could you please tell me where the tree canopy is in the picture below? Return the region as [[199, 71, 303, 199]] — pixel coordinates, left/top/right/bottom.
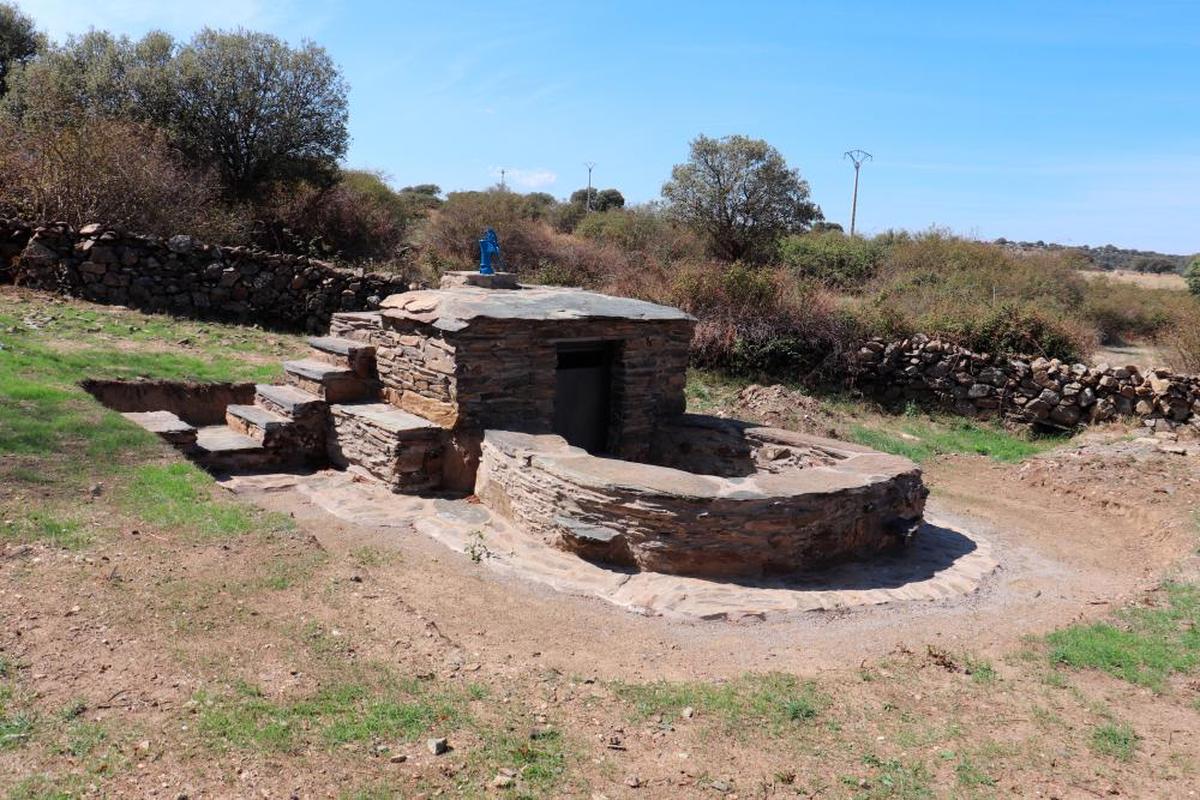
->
[[2, 27, 349, 199], [170, 29, 349, 198], [569, 187, 625, 212], [0, 2, 39, 97], [661, 134, 822, 262]]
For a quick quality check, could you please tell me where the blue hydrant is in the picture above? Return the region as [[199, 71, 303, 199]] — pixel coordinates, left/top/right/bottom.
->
[[479, 228, 501, 275]]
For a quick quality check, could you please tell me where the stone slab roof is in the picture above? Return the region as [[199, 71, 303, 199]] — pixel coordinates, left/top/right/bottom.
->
[[379, 286, 694, 332]]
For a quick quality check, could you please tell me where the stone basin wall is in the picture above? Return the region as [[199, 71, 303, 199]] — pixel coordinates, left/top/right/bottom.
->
[[2, 218, 408, 331], [851, 334, 1200, 432], [475, 422, 927, 579]]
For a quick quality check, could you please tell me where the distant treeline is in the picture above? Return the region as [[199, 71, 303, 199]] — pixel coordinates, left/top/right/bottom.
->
[[995, 239, 1194, 273]]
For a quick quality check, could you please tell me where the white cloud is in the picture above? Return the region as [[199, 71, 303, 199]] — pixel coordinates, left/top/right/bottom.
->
[[490, 167, 557, 191]]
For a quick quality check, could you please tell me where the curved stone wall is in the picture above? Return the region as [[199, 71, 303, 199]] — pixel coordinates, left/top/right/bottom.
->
[[474, 418, 927, 579]]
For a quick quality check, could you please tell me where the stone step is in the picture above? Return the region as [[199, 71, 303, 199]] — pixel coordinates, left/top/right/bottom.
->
[[327, 402, 444, 492], [254, 383, 325, 420], [330, 402, 442, 437], [328, 311, 383, 339], [225, 403, 291, 446], [283, 359, 377, 403], [121, 410, 197, 449], [192, 425, 276, 472], [307, 335, 376, 376]]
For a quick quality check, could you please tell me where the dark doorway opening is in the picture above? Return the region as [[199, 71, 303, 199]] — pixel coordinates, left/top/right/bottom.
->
[[553, 341, 613, 453]]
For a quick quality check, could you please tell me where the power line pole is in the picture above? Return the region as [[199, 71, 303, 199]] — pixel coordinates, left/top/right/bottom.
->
[[584, 161, 596, 212], [499, 168, 506, 191], [843, 149, 872, 237]]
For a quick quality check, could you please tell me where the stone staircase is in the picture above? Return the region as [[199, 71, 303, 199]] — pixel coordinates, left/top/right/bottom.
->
[[122, 319, 449, 490]]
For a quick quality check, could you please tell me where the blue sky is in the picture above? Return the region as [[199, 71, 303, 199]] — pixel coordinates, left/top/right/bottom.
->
[[17, 1, 1200, 253]]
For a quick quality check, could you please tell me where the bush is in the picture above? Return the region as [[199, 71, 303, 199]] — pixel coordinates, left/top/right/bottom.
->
[[253, 173, 413, 262], [777, 231, 887, 288], [667, 262, 855, 378], [574, 206, 704, 263], [1186, 257, 1200, 296], [0, 117, 238, 239], [863, 231, 1092, 360]]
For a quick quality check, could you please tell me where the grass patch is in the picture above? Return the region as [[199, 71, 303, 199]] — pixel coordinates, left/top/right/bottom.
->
[[847, 755, 933, 799], [472, 726, 569, 795], [1046, 582, 1200, 691], [1091, 722, 1138, 761], [120, 463, 291, 540], [612, 672, 826, 731], [849, 418, 1058, 464], [0, 511, 90, 549], [196, 679, 466, 754]]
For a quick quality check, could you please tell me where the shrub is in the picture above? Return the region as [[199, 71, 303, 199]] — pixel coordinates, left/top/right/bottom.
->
[[1186, 257, 1200, 296], [777, 231, 887, 288], [0, 117, 238, 239], [574, 206, 705, 263], [668, 262, 855, 378], [255, 171, 414, 262], [863, 231, 1092, 360]]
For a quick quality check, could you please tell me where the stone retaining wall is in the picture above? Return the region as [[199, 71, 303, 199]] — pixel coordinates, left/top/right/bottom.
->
[[1, 218, 408, 331], [850, 334, 1200, 432]]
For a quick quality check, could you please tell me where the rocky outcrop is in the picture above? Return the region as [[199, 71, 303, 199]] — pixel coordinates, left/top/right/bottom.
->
[[851, 334, 1200, 432], [3, 218, 408, 331]]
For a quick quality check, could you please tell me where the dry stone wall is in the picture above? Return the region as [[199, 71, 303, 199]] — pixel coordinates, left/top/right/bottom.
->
[[851, 334, 1200, 432], [1, 218, 407, 331], [476, 426, 927, 579]]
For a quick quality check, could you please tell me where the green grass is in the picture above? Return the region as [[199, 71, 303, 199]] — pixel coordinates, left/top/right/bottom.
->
[[848, 419, 1058, 464], [196, 679, 466, 754], [1046, 582, 1200, 691], [1091, 722, 1139, 761], [5, 774, 83, 800], [120, 462, 291, 540], [0, 511, 90, 549], [954, 755, 996, 789], [611, 672, 826, 731], [471, 726, 569, 795], [848, 755, 934, 799], [0, 295, 294, 463]]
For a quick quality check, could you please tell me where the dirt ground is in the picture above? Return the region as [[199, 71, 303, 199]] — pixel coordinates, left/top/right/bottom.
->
[[3, 289, 1200, 798]]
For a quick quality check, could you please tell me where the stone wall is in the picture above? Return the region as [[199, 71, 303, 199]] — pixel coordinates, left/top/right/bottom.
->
[[476, 426, 927, 579], [850, 334, 1200, 432], [333, 310, 693, 462], [2, 218, 408, 331], [0, 218, 32, 284]]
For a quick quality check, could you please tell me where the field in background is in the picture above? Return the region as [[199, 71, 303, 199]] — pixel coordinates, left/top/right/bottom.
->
[[1078, 269, 1188, 291]]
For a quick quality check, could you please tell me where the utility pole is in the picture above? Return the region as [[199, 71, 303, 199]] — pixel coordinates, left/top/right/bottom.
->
[[584, 161, 596, 212], [499, 168, 506, 191], [843, 149, 872, 237]]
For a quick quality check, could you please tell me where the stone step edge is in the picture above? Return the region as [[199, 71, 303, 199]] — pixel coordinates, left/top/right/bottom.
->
[[307, 336, 375, 357], [254, 383, 325, 417], [282, 359, 356, 382], [226, 403, 290, 431]]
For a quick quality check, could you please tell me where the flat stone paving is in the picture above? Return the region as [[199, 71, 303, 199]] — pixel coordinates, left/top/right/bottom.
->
[[223, 470, 1000, 622]]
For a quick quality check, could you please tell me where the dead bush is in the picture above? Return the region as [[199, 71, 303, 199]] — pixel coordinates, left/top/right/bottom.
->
[[0, 117, 240, 240]]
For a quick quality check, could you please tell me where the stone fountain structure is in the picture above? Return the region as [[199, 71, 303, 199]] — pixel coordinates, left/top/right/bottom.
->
[[121, 269, 927, 579]]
